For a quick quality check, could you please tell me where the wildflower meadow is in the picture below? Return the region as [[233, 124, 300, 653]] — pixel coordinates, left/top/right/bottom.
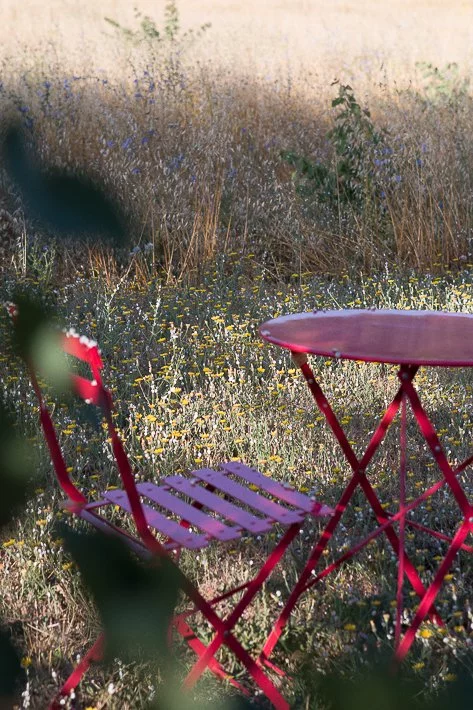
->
[[2, 1, 473, 708]]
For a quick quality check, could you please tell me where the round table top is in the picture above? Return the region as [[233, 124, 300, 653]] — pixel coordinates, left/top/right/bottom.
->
[[259, 309, 473, 367]]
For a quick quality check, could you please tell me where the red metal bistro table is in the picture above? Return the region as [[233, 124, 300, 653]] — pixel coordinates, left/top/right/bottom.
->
[[259, 308, 473, 662]]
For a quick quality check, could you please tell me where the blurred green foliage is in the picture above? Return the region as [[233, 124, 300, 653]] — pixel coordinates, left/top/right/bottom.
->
[[1, 124, 254, 706], [316, 661, 473, 710], [2, 124, 126, 245], [0, 399, 34, 703], [60, 526, 179, 666], [0, 399, 35, 528]]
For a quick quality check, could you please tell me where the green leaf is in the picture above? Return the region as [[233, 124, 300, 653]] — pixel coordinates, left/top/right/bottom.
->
[[8, 291, 53, 360], [2, 124, 127, 246], [317, 662, 424, 710], [60, 526, 180, 665], [0, 628, 24, 700], [0, 398, 36, 528]]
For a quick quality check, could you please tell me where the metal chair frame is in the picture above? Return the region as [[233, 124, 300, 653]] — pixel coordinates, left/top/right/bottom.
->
[[11, 309, 332, 710]]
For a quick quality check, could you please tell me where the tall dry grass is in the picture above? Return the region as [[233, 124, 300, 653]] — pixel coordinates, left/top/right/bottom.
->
[[0, 1, 472, 280]]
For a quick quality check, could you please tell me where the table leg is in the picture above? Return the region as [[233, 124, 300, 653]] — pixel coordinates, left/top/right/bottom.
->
[[298, 359, 440, 615], [399, 375, 473, 518], [395, 393, 407, 650], [392, 372, 473, 656], [261, 359, 445, 663]]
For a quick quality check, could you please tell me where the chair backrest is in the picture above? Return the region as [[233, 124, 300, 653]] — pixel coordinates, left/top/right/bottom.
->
[[7, 304, 165, 555]]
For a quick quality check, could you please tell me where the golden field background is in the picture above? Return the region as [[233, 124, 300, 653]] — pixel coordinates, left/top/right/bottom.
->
[[2, 0, 473, 80], [1, 0, 473, 277]]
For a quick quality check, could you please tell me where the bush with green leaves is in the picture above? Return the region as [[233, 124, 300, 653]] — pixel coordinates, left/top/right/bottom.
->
[[282, 81, 393, 212]]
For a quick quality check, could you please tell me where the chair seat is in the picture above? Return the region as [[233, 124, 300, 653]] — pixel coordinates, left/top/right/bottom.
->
[[78, 462, 333, 552]]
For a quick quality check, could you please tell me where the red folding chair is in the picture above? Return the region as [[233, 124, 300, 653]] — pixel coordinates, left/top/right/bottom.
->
[[8, 305, 333, 710]]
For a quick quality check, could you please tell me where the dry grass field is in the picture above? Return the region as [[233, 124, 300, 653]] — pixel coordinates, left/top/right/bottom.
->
[[2, 2, 473, 709], [0, 1, 472, 277], [1, 0, 473, 276], [1, 1, 473, 75]]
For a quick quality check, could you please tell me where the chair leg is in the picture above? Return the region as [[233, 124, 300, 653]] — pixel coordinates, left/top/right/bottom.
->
[[203, 631, 290, 710], [174, 616, 250, 695], [177, 578, 291, 709], [180, 524, 299, 706], [183, 632, 290, 709], [50, 622, 250, 708], [49, 633, 105, 709]]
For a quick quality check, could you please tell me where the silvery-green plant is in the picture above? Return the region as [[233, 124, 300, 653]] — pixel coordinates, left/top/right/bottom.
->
[[416, 62, 470, 106]]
